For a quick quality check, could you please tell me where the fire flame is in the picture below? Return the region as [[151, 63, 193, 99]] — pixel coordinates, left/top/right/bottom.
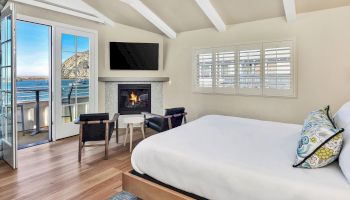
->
[[129, 91, 139, 105]]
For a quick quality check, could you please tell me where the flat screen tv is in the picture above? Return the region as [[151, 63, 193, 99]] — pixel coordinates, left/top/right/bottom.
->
[[110, 42, 159, 70]]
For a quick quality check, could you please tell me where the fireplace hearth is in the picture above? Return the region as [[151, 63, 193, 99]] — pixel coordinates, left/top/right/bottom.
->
[[118, 84, 151, 115]]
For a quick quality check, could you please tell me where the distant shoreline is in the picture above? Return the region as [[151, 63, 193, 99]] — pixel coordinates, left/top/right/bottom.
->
[[16, 76, 49, 81]]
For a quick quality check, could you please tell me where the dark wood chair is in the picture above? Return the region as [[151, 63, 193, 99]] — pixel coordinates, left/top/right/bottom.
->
[[76, 113, 119, 162], [142, 107, 187, 133]]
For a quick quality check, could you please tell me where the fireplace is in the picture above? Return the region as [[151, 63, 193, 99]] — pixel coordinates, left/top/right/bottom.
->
[[118, 84, 151, 115]]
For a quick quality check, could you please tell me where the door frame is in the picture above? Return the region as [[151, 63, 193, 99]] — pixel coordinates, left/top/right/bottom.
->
[[1, 2, 17, 168], [16, 14, 98, 141]]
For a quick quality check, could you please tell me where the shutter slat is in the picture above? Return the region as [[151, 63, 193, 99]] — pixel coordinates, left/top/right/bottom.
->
[[239, 47, 261, 89], [196, 52, 213, 88], [215, 50, 235, 88], [264, 44, 292, 90]]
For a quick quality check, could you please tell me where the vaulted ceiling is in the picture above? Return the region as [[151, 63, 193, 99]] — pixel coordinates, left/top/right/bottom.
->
[[11, 0, 350, 38], [83, 0, 350, 35]]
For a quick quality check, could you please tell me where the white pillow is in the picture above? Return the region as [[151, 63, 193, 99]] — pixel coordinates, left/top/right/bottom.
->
[[334, 102, 350, 129], [339, 124, 350, 183], [334, 102, 350, 182]]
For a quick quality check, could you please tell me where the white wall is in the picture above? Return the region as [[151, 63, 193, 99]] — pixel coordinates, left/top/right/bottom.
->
[[15, 3, 166, 112], [15, 3, 350, 125], [163, 6, 350, 124]]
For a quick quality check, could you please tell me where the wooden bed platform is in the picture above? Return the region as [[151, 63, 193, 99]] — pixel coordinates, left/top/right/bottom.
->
[[122, 171, 195, 200]]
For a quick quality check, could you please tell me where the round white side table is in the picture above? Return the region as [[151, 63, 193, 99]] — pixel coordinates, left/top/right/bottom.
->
[[123, 117, 145, 152]]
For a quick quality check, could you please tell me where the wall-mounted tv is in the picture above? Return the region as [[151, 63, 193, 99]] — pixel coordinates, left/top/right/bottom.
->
[[110, 42, 159, 70]]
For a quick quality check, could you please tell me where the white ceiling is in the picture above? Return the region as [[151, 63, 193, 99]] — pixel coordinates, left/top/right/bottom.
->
[[84, 0, 175, 34], [296, 0, 350, 13], [83, 0, 350, 35], [19, 0, 350, 36]]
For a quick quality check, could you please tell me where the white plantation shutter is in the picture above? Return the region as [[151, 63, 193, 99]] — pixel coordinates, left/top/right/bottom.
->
[[214, 48, 235, 93], [263, 41, 294, 96], [193, 49, 214, 92], [238, 44, 262, 95], [192, 40, 296, 97]]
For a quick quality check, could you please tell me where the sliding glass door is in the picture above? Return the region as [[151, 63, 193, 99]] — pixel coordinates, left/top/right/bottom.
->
[[1, 3, 17, 168]]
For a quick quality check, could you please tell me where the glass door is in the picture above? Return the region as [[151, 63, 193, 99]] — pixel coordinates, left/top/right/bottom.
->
[[16, 20, 52, 149], [54, 28, 96, 139], [1, 3, 17, 168]]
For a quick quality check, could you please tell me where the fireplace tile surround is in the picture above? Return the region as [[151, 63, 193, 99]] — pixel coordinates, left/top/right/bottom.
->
[[105, 81, 164, 128]]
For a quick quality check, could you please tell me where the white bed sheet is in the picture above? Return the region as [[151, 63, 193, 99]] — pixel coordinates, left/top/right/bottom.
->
[[131, 115, 350, 200]]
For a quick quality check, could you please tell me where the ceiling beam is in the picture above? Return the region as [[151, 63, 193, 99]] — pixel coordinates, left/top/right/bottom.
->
[[120, 0, 176, 39], [78, 0, 115, 26], [195, 0, 226, 32], [13, 0, 113, 25], [282, 0, 296, 22]]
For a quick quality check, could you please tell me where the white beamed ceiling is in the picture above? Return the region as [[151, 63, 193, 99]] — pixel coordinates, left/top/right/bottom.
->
[[83, 0, 350, 35]]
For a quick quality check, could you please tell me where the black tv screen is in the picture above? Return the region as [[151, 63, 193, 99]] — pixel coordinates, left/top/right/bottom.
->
[[110, 42, 159, 70]]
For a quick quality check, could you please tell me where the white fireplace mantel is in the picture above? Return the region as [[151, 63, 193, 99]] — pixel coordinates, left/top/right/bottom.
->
[[105, 80, 165, 128], [99, 77, 169, 82]]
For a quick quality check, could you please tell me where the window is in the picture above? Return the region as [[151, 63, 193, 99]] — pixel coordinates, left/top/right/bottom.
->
[[194, 49, 213, 90], [61, 33, 90, 123], [263, 41, 294, 96], [193, 48, 235, 94], [193, 40, 295, 97], [238, 44, 262, 95], [215, 49, 235, 89]]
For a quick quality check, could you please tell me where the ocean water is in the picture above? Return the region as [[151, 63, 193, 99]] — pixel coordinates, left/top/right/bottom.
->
[[16, 79, 89, 103]]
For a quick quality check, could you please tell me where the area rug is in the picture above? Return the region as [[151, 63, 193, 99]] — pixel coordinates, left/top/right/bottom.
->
[[109, 191, 138, 200]]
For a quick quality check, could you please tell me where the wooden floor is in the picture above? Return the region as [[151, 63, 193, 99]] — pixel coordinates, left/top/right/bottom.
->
[[0, 129, 154, 200]]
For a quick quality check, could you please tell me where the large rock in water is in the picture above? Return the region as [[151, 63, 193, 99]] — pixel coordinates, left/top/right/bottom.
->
[[62, 51, 89, 79], [0, 0, 7, 10]]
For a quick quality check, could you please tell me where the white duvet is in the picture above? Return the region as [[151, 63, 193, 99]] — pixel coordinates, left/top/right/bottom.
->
[[131, 115, 350, 200]]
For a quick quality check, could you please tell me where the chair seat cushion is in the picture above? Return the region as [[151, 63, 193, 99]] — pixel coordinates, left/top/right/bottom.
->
[[145, 117, 167, 132]]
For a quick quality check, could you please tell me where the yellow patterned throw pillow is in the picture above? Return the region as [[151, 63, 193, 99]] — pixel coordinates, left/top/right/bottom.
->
[[293, 106, 344, 169]]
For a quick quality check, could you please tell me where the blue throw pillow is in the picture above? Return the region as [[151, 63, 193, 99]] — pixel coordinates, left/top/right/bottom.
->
[[293, 106, 344, 169]]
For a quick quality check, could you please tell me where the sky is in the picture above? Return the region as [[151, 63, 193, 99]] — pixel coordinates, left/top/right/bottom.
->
[[16, 20, 89, 77], [16, 20, 50, 77], [61, 33, 89, 63]]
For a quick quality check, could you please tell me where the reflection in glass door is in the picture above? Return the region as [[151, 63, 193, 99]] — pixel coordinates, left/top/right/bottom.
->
[[61, 34, 90, 123], [0, 3, 17, 168], [55, 28, 96, 140]]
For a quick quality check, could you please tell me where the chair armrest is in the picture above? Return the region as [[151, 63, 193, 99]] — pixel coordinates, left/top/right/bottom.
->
[[79, 120, 108, 125], [143, 112, 188, 119], [111, 113, 119, 122], [108, 113, 119, 128], [142, 112, 171, 119], [164, 112, 187, 118], [79, 113, 120, 125]]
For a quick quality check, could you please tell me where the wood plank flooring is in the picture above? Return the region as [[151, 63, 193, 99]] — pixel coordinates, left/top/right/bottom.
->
[[0, 129, 154, 200]]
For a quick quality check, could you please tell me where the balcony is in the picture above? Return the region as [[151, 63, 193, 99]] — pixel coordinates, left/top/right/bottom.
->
[[16, 82, 89, 149]]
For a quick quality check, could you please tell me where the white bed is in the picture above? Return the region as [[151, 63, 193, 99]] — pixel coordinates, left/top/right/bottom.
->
[[131, 115, 350, 200]]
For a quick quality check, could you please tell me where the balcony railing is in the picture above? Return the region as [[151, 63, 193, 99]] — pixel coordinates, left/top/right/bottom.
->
[[16, 83, 90, 131]]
